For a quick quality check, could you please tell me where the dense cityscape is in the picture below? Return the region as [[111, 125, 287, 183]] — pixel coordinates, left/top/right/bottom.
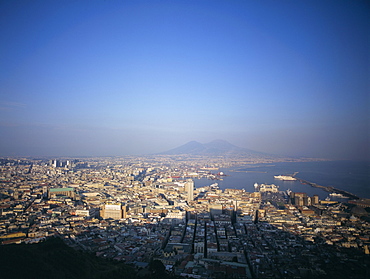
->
[[1, 0, 368, 278], [1, 155, 369, 278]]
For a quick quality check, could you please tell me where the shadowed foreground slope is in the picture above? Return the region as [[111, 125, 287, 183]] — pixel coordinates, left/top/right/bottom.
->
[[0, 237, 136, 279]]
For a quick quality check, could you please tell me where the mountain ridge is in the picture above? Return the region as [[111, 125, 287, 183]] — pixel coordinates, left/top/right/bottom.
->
[[158, 140, 274, 157]]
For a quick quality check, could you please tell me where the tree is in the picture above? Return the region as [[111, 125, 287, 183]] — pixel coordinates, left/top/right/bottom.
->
[[149, 259, 166, 278]]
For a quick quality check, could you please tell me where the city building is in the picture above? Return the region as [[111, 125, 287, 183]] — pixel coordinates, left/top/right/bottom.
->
[[48, 187, 75, 199], [101, 202, 126, 220], [185, 179, 194, 202], [254, 183, 279, 193]]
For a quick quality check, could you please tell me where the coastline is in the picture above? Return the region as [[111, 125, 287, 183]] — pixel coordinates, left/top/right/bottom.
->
[[202, 160, 370, 199], [295, 177, 360, 200]]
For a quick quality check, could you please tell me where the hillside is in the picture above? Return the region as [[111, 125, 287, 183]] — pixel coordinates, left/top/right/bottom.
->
[[0, 237, 137, 279]]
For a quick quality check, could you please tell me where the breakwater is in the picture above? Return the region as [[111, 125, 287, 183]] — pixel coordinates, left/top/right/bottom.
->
[[295, 177, 359, 200]]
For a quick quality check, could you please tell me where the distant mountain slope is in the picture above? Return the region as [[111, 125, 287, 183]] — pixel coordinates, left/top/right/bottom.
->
[[159, 139, 274, 157], [162, 140, 206, 155]]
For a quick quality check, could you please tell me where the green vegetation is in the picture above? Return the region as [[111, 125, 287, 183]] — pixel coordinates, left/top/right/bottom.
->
[[0, 237, 136, 279]]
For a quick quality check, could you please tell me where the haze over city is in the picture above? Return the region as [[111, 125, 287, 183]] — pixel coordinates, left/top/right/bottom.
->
[[0, 0, 369, 159]]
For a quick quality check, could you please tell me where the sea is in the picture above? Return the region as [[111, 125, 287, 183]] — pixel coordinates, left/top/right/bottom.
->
[[194, 160, 370, 200]]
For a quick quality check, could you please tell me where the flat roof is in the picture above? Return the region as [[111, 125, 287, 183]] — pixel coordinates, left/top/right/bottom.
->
[[49, 187, 74, 192]]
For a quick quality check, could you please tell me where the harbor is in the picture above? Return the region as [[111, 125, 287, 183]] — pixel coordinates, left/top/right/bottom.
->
[[295, 177, 360, 200]]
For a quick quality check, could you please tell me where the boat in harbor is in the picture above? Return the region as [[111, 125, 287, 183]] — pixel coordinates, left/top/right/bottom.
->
[[329, 192, 349, 199], [274, 175, 297, 181]]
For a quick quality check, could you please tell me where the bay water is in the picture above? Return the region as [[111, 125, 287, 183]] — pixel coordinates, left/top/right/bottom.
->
[[194, 160, 370, 200]]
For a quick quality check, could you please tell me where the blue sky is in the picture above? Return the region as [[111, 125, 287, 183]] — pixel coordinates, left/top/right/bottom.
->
[[0, 0, 369, 159]]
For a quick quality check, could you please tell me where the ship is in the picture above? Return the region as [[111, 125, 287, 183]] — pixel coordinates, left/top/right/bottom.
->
[[274, 175, 297, 181], [329, 192, 349, 199]]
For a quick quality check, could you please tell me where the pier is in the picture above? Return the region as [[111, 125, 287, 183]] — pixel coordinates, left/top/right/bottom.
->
[[295, 177, 359, 200]]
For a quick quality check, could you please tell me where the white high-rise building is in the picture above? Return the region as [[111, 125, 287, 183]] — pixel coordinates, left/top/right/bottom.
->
[[185, 179, 194, 202]]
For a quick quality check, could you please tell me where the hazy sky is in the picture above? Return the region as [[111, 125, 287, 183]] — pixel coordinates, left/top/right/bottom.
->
[[1, 0, 369, 159]]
